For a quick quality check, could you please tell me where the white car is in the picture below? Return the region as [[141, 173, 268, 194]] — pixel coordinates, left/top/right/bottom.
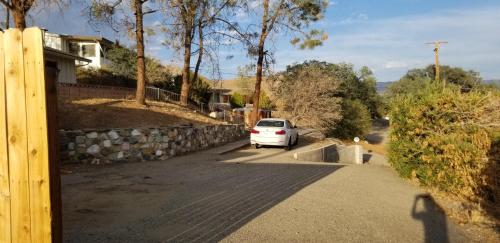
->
[[250, 118, 299, 150]]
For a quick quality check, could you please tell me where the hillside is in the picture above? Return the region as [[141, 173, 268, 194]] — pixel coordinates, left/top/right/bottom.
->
[[58, 98, 223, 130], [376, 82, 394, 93], [214, 78, 273, 95], [484, 79, 500, 86]]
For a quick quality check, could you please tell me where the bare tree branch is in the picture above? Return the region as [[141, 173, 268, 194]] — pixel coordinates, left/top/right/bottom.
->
[[0, 0, 12, 9]]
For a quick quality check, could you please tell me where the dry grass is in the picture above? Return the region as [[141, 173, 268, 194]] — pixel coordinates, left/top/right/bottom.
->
[[58, 98, 223, 130]]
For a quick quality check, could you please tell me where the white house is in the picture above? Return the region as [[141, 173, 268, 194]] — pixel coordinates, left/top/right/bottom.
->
[[43, 31, 113, 69], [64, 35, 113, 69], [42, 30, 114, 83]]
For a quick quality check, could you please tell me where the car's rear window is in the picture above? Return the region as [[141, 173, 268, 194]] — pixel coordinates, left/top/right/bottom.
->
[[257, 120, 284, 127]]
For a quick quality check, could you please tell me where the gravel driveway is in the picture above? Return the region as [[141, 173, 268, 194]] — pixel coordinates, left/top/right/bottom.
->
[[62, 141, 471, 242]]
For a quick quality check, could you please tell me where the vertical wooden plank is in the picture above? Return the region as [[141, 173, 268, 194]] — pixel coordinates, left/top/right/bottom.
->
[[4, 28, 32, 242], [23, 27, 53, 243], [45, 55, 62, 243], [0, 30, 12, 243]]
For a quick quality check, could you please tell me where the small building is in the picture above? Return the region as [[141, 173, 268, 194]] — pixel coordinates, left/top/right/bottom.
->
[[209, 88, 232, 111], [43, 47, 90, 84]]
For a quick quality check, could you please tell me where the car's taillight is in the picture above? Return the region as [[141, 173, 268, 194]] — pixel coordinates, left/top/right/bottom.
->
[[251, 129, 260, 134], [275, 130, 286, 135]]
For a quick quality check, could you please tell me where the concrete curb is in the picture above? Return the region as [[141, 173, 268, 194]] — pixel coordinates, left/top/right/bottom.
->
[[294, 143, 363, 164], [215, 139, 250, 155]]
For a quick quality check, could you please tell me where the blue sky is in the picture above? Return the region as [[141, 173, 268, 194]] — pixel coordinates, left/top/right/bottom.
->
[[7, 0, 500, 82]]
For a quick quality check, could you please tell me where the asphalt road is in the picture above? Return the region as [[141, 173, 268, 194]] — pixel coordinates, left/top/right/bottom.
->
[[61, 141, 471, 242]]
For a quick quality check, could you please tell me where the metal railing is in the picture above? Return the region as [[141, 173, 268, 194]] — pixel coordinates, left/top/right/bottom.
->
[[145, 86, 244, 124], [145, 86, 211, 114], [145, 86, 181, 103]]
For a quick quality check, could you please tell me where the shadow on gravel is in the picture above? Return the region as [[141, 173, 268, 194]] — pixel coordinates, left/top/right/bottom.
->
[[62, 159, 343, 242], [363, 154, 372, 163], [412, 194, 450, 243], [365, 132, 385, 144], [219, 136, 319, 164]]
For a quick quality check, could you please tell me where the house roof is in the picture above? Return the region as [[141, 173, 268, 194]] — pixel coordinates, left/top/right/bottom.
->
[[43, 47, 91, 62], [64, 35, 114, 47], [211, 88, 232, 94]]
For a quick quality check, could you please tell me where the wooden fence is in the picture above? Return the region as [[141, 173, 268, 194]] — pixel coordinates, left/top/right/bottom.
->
[[0, 28, 61, 242]]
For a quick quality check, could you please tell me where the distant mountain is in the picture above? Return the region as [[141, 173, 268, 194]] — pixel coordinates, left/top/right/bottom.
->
[[376, 82, 394, 93], [484, 79, 500, 86]]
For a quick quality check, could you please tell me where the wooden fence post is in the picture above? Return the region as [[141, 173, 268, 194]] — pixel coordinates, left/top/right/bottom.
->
[[0, 27, 61, 243], [44, 45, 62, 243], [5, 27, 32, 243], [0, 30, 12, 243]]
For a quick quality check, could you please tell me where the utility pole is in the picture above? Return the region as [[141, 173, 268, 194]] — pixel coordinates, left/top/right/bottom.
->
[[425, 41, 448, 82]]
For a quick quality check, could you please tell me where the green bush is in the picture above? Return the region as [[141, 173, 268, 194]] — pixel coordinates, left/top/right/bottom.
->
[[259, 91, 275, 110], [230, 92, 245, 108], [389, 80, 499, 203], [76, 67, 136, 88], [328, 99, 372, 139]]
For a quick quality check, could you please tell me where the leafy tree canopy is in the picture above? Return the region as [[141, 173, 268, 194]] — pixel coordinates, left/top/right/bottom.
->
[[106, 46, 172, 84], [327, 99, 372, 139], [389, 65, 483, 96], [278, 60, 385, 118], [230, 92, 245, 108]]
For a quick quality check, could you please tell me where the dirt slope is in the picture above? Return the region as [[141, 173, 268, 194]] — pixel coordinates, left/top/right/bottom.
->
[[58, 98, 223, 130]]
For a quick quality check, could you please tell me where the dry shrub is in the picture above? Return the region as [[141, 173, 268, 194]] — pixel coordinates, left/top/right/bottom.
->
[[271, 64, 342, 130], [389, 81, 499, 215]]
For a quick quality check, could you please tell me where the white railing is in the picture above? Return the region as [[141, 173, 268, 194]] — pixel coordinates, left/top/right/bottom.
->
[[145, 86, 244, 124], [145, 86, 181, 103]]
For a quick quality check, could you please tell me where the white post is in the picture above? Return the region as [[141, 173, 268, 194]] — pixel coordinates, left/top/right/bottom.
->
[[354, 145, 363, 164], [157, 87, 160, 100]]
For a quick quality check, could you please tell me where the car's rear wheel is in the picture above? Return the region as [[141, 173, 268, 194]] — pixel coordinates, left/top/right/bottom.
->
[[252, 144, 260, 149], [284, 138, 292, 151]]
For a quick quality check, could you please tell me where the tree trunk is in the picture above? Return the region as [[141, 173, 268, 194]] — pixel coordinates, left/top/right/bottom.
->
[[12, 9, 26, 29], [251, 44, 265, 127], [192, 19, 203, 85], [5, 0, 9, 29], [180, 25, 193, 106], [250, 0, 270, 127], [135, 0, 146, 105]]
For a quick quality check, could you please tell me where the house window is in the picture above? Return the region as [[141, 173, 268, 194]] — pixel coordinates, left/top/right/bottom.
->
[[69, 42, 79, 55], [82, 44, 96, 58]]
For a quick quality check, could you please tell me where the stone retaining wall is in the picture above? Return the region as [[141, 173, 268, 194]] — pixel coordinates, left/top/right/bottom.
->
[[59, 125, 247, 165]]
